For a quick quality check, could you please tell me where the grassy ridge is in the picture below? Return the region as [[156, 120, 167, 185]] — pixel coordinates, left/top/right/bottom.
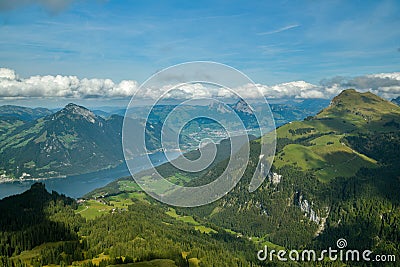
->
[[269, 89, 399, 181]]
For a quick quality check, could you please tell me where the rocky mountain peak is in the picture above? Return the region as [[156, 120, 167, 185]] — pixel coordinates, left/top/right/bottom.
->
[[231, 98, 254, 114], [58, 103, 97, 123], [208, 100, 232, 114]]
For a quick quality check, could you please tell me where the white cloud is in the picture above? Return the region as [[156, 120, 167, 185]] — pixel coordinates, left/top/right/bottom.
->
[[0, 67, 399, 100], [0, 68, 17, 80], [0, 68, 138, 98], [183, 81, 323, 99], [139, 83, 215, 100], [111, 80, 139, 97], [228, 81, 324, 99], [320, 72, 400, 99], [260, 81, 319, 98], [367, 72, 400, 80]]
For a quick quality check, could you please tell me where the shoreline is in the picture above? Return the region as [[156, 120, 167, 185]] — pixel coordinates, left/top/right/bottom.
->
[[0, 175, 67, 184]]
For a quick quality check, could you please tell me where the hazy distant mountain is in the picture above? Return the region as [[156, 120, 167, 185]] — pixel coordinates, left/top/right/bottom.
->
[[92, 109, 112, 118], [231, 98, 254, 114], [0, 105, 52, 121], [207, 100, 231, 114]]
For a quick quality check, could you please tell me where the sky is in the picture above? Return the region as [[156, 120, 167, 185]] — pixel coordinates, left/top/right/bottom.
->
[[0, 0, 399, 107]]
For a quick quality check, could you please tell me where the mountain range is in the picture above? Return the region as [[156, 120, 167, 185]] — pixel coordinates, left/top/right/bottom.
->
[[0, 105, 52, 121], [0, 89, 399, 266], [0, 103, 171, 179], [0, 98, 330, 179]]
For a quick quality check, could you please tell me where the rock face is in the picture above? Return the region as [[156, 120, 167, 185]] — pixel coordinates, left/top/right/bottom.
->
[[268, 172, 282, 185], [208, 100, 232, 114], [295, 192, 320, 224], [315, 207, 330, 236], [257, 159, 282, 186]]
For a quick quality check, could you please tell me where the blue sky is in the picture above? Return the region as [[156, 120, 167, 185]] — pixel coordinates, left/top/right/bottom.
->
[[0, 0, 399, 85]]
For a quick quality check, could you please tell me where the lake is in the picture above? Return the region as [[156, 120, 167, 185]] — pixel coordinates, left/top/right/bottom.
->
[[0, 151, 181, 199]]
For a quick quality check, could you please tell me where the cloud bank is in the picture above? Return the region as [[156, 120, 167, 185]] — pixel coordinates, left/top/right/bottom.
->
[[320, 73, 400, 99], [0, 67, 399, 100], [0, 68, 139, 99]]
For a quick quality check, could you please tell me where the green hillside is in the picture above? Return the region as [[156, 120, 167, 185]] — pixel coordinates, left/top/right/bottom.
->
[[270, 89, 399, 181], [0, 183, 263, 267]]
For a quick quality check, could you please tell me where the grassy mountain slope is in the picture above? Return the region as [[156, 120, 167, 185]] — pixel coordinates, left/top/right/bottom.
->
[[271, 89, 399, 181], [0, 106, 52, 154]]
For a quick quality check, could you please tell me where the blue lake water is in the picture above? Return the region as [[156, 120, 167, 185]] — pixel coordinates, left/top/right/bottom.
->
[[0, 151, 181, 199]]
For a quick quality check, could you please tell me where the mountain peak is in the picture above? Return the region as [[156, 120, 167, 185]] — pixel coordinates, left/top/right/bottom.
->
[[64, 103, 88, 111], [208, 100, 232, 113], [329, 89, 384, 107], [59, 103, 97, 123], [317, 89, 400, 123], [231, 98, 254, 114]]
